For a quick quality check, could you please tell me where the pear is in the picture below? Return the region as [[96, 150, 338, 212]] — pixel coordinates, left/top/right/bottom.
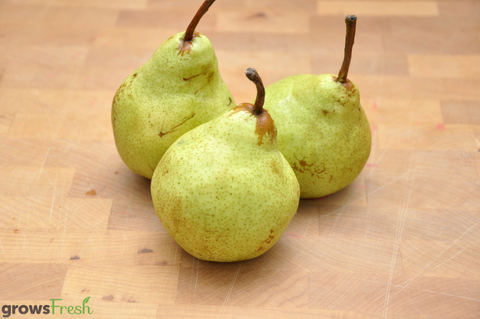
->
[[112, 0, 234, 179], [262, 15, 371, 198], [151, 68, 300, 262]]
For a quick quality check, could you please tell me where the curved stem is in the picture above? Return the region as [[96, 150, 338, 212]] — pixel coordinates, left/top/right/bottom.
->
[[336, 15, 357, 83], [245, 68, 265, 116], [183, 0, 216, 42]]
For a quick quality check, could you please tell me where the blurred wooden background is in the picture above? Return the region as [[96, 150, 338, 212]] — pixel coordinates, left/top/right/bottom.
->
[[1, 0, 480, 318]]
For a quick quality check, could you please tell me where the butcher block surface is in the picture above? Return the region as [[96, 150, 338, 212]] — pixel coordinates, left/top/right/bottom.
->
[[1, 0, 480, 318]]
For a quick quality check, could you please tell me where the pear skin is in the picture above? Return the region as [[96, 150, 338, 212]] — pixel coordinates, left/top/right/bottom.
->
[[151, 69, 300, 262], [262, 15, 371, 198], [112, 0, 234, 179]]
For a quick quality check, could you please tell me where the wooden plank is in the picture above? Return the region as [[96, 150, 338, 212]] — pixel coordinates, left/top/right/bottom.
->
[[180, 235, 404, 274], [377, 125, 477, 151], [317, 1, 439, 17], [217, 11, 310, 34], [7, 112, 113, 141], [0, 167, 75, 197], [14, 0, 149, 10], [0, 4, 119, 28], [0, 45, 88, 70], [156, 304, 379, 319], [0, 230, 180, 265], [215, 50, 312, 103], [309, 272, 390, 314], [62, 265, 180, 304], [176, 266, 309, 308], [408, 55, 480, 78], [93, 27, 178, 49], [402, 239, 480, 279], [438, 1, 480, 17], [387, 276, 480, 318], [0, 197, 112, 231], [116, 9, 216, 31], [366, 99, 443, 128], [0, 263, 67, 299], [441, 101, 480, 126]]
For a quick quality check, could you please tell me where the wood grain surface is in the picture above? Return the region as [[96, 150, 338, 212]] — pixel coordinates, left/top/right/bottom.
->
[[1, 0, 480, 318]]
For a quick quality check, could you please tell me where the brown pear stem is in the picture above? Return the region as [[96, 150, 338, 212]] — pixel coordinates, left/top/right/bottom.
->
[[336, 15, 357, 83], [183, 0, 216, 42], [245, 68, 265, 116]]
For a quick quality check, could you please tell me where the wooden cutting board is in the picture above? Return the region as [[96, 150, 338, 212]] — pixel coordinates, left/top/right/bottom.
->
[[1, 0, 479, 318]]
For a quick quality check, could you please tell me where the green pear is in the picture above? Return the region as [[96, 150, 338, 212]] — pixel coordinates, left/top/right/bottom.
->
[[112, 0, 234, 179], [262, 15, 371, 198], [151, 68, 300, 262]]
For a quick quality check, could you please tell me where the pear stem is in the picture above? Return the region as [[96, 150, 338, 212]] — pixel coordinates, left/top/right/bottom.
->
[[245, 68, 265, 116], [336, 15, 357, 83], [183, 0, 216, 42]]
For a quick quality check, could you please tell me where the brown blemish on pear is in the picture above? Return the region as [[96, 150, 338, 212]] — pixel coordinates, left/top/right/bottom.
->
[[332, 76, 356, 92], [207, 69, 215, 83], [111, 103, 117, 130], [112, 72, 137, 107], [270, 161, 281, 175], [159, 112, 195, 138], [299, 159, 313, 170], [178, 32, 201, 56], [178, 0, 215, 55], [257, 228, 276, 251], [191, 70, 216, 94], [183, 71, 205, 81], [230, 103, 276, 146], [229, 68, 276, 146], [263, 233, 275, 244], [255, 110, 276, 146], [292, 155, 327, 179]]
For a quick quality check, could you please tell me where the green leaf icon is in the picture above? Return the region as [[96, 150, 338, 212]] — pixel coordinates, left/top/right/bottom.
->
[[83, 297, 90, 304]]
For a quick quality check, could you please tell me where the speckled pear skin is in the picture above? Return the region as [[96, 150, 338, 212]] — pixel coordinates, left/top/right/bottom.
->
[[111, 31, 234, 179], [151, 106, 300, 262], [263, 73, 371, 198]]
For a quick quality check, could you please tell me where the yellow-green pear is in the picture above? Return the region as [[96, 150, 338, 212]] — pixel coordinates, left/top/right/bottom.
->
[[262, 15, 371, 198], [112, 0, 234, 179], [151, 68, 300, 262]]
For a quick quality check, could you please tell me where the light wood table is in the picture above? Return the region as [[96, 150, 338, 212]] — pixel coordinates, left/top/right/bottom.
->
[[1, 0, 479, 318]]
